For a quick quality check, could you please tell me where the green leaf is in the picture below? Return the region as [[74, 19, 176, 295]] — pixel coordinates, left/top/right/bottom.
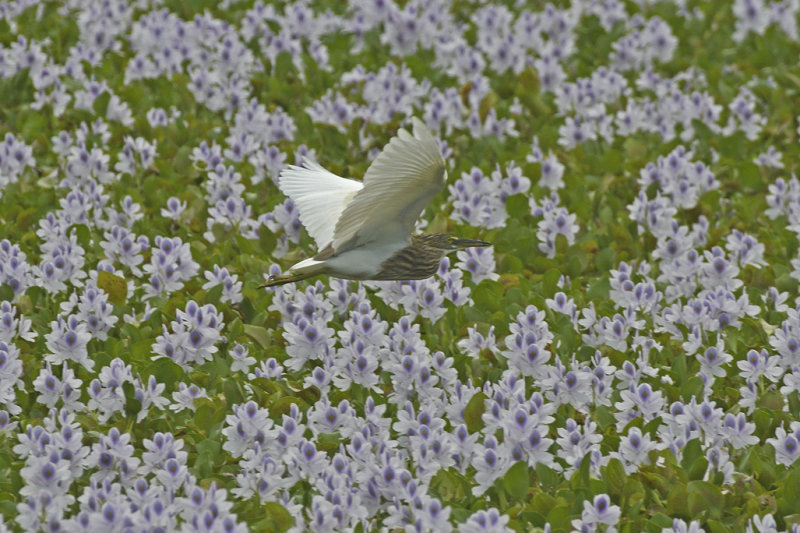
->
[[228, 318, 244, 340], [473, 282, 504, 312], [623, 137, 648, 162], [122, 381, 141, 419], [546, 504, 572, 531], [506, 194, 529, 219], [194, 398, 217, 432], [672, 354, 688, 384], [253, 501, 295, 533], [587, 277, 610, 299], [194, 438, 221, 479], [570, 454, 591, 490], [503, 461, 530, 501], [528, 492, 556, 517], [205, 283, 223, 306], [783, 465, 800, 500], [147, 357, 184, 387], [431, 468, 469, 502], [599, 149, 623, 173], [93, 90, 111, 115], [71, 224, 91, 249], [464, 392, 488, 433], [603, 458, 627, 496], [131, 338, 154, 363], [682, 439, 708, 481], [97, 269, 128, 306], [541, 268, 562, 297], [595, 246, 615, 273], [269, 396, 308, 418], [244, 324, 271, 349], [594, 405, 616, 431], [706, 519, 731, 533], [687, 480, 722, 518], [535, 463, 559, 491], [738, 161, 763, 190], [0, 283, 14, 301], [648, 513, 677, 530]]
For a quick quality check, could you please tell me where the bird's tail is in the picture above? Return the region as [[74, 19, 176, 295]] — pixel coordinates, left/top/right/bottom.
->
[[259, 270, 317, 288]]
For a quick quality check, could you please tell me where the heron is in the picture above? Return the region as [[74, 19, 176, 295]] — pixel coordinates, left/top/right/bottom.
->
[[262, 118, 491, 287]]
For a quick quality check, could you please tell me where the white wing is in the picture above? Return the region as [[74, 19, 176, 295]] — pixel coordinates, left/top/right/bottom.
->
[[278, 159, 363, 249], [331, 117, 446, 253]]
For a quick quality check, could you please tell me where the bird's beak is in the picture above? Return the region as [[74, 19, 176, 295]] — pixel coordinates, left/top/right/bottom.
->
[[453, 238, 492, 249]]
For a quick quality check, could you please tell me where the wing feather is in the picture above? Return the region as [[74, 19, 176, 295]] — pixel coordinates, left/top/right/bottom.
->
[[278, 159, 363, 249], [331, 118, 446, 252]]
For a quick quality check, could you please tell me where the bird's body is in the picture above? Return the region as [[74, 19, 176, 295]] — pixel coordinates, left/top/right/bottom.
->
[[263, 118, 490, 287]]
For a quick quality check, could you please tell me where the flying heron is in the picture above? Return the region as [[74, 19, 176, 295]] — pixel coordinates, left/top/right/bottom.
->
[[262, 118, 491, 287]]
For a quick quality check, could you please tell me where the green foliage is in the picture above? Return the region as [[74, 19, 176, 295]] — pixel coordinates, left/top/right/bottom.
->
[[2, 0, 800, 530], [97, 270, 128, 306], [464, 392, 488, 433]]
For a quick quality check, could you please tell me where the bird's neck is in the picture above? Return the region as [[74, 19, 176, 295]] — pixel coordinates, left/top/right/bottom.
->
[[372, 236, 444, 280]]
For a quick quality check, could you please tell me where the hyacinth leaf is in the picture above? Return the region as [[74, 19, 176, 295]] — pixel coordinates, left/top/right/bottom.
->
[[464, 392, 488, 433], [2, 0, 800, 530], [503, 461, 531, 501], [97, 269, 128, 305]]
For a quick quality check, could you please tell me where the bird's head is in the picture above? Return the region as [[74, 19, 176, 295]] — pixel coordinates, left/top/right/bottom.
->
[[421, 233, 492, 252]]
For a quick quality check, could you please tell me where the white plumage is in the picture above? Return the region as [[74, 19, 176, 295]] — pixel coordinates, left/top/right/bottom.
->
[[270, 117, 448, 282], [277, 159, 362, 250]]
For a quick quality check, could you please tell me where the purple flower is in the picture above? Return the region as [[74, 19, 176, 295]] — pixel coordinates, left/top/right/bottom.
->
[[581, 493, 621, 527], [221, 400, 274, 458], [202, 264, 243, 304], [170, 382, 208, 413], [44, 315, 93, 371], [460, 508, 512, 533], [456, 246, 499, 283], [471, 436, 511, 496], [767, 422, 800, 466], [614, 427, 657, 473], [161, 196, 187, 221]]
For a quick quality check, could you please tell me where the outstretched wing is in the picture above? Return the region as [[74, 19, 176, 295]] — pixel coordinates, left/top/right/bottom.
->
[[278, 159, 363, 249], [331, 117, 446, 253]]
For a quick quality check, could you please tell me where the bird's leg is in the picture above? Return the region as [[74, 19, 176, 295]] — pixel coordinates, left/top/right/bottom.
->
[[259, 270, 315, 288]]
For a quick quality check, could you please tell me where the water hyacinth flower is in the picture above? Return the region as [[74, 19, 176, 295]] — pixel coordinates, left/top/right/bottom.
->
[[571, 494, 621, 532], [87, 358, 134, 422], [664, 518, 706, 533], [458, 324, 498, 358], [459, 508, 513, 533], [0, 240, 34, 297], [399, 277, 447, 323], [229, 342, 256, 373], [5, 0, 800, 529], [556, 418, 603, 475], [143, 236, 200, 299], [161, 196, 187, 221], [531, 194, 580, 258], [456, 245, 499, 283], [766, 422, 800, 466], [202, 264, 243, 304], [471, 436, 512, 496], [697, 341, 733, 385], [737, 348, 783, 383], [0, 341, 24, 415], [32, 362, 83, 411], [0, 133, 35, 198], [0, 301, 36, 343], [170, 382, 208, 413], [613, 427, 657, 474], [44, 315, 93, 372], [614, 383, 665, 430]]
